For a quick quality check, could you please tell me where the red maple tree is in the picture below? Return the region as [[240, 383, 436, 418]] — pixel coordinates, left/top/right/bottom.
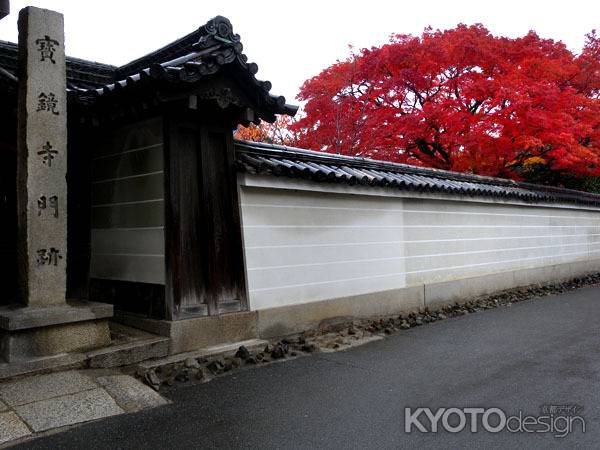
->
[[289, 25, 600, 183], [234, 115, 299, 146]]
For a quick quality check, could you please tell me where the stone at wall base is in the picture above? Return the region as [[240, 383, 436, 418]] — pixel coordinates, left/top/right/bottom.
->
[[0, 302, 113, 363], [114, 310, 258, 355], [256, 286, 424, 339]]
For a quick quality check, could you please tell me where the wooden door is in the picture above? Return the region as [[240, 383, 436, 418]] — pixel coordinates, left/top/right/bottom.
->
[[164, 111, 248, 319], [198, 126, 247, 315]]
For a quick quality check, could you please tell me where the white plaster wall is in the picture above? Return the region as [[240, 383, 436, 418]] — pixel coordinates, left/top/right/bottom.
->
[[240, 182, 600, 310], [90, 118, 165, 284], [401, 198, 600, 286], [241, 187, 407, 310]]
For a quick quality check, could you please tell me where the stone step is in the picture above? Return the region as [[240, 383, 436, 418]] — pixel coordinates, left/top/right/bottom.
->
[[0, 323, 171, 380], [0, 353, 87, 381], [86, 323, 170, 368], [136, 338, 269, 371]]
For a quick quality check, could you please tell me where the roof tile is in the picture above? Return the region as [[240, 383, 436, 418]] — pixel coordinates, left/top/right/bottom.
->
[[235, 140, 600, 208]]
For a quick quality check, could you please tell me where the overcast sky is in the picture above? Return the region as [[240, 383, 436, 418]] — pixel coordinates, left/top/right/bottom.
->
[[0, 0, 598, 103]]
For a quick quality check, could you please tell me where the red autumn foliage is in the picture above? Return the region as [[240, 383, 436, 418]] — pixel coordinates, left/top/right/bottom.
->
[[234, 115, 299, 146], [289, 25, 600, 182]]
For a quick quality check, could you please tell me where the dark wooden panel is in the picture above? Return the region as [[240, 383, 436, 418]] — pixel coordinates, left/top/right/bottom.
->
[[199, 127, 248, 314], [164, 113, 208, 320], [163, 108, 249, 319]]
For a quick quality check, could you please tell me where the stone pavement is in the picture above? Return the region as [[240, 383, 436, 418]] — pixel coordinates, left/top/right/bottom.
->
[[0, 370, 168, 446]]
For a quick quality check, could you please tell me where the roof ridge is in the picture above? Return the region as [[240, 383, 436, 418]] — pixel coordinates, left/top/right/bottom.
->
[[73, 16, 297, 120], [0, 39, 117, 70], [234, 139, 600, 204], [116, 16, 241, 78], [116, 28, 199, 78]]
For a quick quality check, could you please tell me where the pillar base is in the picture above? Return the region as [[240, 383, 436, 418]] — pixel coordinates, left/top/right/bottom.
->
[[0, 301, 113, 362]]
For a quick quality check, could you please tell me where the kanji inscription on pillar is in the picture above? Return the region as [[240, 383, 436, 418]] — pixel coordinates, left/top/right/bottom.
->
[[17, 7, 67, 306]]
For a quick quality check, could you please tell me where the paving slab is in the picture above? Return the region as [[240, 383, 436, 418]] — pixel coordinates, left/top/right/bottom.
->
[[0, 411, 31, 444], [0, 370, 97, 407], [96, 375, 169, 412], [14, 388, 124, 432]]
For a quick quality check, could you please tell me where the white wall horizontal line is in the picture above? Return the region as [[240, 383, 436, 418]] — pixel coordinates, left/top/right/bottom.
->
[[92, 143, 163, 161], [92, 170, 163, 184], [405, 233, 600, 243], [249, 271, 407, 293], [249, 248, 600, 293], [92, 199, 164, 208], [247, 241, 600, 271], [245, 224, 600, 229], [245, 233, 600, 250], [403, 248, 600, 275], [242, 202, 600, 221], [92, 226, 164, 231]]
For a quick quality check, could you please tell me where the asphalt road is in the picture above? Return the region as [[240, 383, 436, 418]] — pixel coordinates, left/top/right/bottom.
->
[[16, 286, 600, 449]]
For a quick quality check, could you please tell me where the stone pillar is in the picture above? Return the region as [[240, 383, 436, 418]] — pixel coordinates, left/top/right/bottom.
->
[[17, 7, 67, 307], [0, 7, 113, 371]]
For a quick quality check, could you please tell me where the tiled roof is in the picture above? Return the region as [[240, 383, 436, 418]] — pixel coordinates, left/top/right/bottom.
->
[[235, 140, 600, 207], [75, 16, 296, 119], [0, 40, 115, 91], [0, 16, 296, 119]]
